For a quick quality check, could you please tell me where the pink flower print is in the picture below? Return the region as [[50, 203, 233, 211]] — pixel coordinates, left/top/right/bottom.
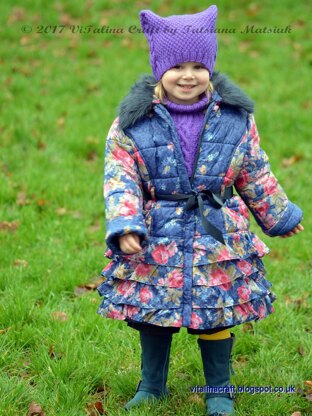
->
[[264, 214, 276, 229], [167, 241, 178, 257], [210, 268, 230, 286], [237, 260, 253, 276], [108, 308, 126, 320], [168, 269, 183, 288], [220, 281, 232, 291], [235, 169, 249, 189], [251, 236, 268, 257], [151, 244, 169, 264], [238, 201, 250, 219], [102, 261, 114, 273], [233, 233, 241, 242], [172, 317, 183, 327], [255, 201, 270, 217], [257, 304, 266, 319], [217, 247, 231, 262], [117, 280, 135, 296], [191, 312, 203, 329], [127, 305, 140, 319], [135, 263, 153, 277], [120, 200, 138, 216], [224, 167, 235, 186], [104, 248, 113, 258], [103, 182, 110, 197], [228, 209, 240, 222], [139, 286, 153, 303], [193, 240, 206, 257], [237, 286, 251, 301], [112, 146, 134, 167], [135, 150, 145, 166], [263, 176, 278, 195], [235, 304, 249, 318], [249, 120, 260, 146]]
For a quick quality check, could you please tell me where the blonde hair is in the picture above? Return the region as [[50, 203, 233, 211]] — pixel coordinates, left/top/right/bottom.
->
[[153, 76, 214, 104]]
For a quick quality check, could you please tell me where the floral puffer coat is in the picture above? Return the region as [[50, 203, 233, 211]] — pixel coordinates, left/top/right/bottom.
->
[[97, 73, 302, 330]]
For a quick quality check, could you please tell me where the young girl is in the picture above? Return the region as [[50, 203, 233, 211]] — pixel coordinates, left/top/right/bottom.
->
[[97, 6, 303, 415]]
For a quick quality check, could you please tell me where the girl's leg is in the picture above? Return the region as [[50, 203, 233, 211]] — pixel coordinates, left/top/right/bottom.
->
[[124, 325, 174, 411], [197, 329, 235, 416]]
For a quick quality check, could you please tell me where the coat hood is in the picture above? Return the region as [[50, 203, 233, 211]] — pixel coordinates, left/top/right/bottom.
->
[[119, 72, 254, 131]]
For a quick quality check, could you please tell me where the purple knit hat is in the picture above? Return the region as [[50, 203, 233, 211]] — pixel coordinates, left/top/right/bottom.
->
[[140, 6, 218, 81]]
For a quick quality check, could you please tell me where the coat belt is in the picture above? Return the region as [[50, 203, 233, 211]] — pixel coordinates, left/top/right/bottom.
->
[[155, 187, 233, 245]]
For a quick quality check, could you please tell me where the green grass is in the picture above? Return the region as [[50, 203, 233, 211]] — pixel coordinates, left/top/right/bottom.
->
[[0, 1, 311, 415]]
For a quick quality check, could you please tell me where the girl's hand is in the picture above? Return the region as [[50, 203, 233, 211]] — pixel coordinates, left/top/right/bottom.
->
[[119, 233, 142, 254], [280, 223, 304, 238]]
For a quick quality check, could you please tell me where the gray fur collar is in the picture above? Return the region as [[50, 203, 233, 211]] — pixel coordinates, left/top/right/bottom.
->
[[119, 72, 254, 131]]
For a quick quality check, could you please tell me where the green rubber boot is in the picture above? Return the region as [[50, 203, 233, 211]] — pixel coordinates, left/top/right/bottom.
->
[[197, 334, 235, 416], [124, 331, 172, 411]]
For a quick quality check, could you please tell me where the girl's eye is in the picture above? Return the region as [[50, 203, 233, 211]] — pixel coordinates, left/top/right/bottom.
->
[[194, 65, 205, 70], [172, 65, 182, 70]]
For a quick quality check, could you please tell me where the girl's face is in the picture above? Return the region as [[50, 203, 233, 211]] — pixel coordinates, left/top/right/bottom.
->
[[162, 62, 210, 105]]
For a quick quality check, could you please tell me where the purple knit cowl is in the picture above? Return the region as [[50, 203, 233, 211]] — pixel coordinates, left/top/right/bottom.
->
[[165, 95, 209, 177]]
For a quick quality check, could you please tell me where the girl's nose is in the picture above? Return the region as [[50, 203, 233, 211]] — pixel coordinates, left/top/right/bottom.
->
[[182, 69, 195, 79]]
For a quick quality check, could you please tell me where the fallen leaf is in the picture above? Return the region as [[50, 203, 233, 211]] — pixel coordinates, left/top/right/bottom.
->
[[188, 393, 203, 405], [246, 3, 261, 17], [0, 220, 19, 231], [37, 199, 48, 208], [52, 311, 68, 321], [242, 322, 254, 333], [306, 394, 312, 401], [86, 150, 98, 161], [238, 40, 251, 53], [304, 380, 312, 395], [7, 7, 26, 23], [0, 327, 11, 334], [291, 412, 301, 416], [13, 259, 28, 268], [282, 154, 303, 168], [71, 211, 82, 219], [74, 276, 105, 297], [293, 19, 305, 28], [37, 140, 47, 150], [86, 401, 107, 415], [57, 118, 65, 128], [1, 163, 12, 176], [16, 191, 30, 206], [86, 136, 100, 145], [88, 220, 101, 233], [284, 295, 308, 310], [48, 345, 64, 360], [74, 286, 90, 297], [59, 13, 76, 26], [56, 207, 67, 216], [298, 346, 305, 356], [249, 50, 260, 58], [28, 401, 46, 416]]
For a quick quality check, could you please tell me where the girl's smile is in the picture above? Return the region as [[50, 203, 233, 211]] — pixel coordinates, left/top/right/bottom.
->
[[162, 62, 210, 105]]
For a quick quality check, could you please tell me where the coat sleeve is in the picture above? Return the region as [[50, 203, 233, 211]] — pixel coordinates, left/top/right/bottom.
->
[[103, 118, 147, 254], [234, 114, 303, 236]]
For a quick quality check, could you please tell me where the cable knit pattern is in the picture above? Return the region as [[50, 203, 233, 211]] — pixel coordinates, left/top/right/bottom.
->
[[140, 6, 218, 80], [165, 95, 209, 177]]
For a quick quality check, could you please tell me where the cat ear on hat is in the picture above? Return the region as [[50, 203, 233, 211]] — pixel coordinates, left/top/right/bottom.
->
[[140, 10, 164, 40], [205, 4, 218, 18], [197, 5, 218, 29]]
